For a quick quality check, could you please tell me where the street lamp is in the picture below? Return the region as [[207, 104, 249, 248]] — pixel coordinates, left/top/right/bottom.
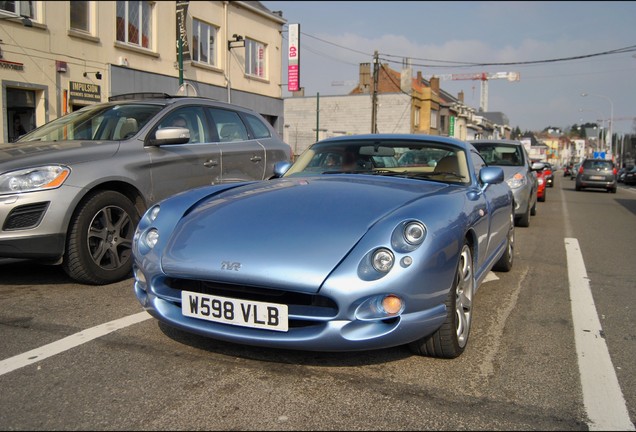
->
[[578, 108, 605, 148], [581, 92, 614, 156]]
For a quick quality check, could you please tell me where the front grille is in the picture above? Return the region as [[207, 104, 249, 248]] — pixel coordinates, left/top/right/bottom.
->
[[3, 202, 50, 230], [166, 277, 338, 328]]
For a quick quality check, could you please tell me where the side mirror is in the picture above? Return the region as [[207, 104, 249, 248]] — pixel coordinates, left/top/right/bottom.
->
[[272, 161, 292, 178], [480, 166, 504, 184], [148, 127, 190, 146]]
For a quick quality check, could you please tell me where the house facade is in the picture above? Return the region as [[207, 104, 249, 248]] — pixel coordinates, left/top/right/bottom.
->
[[1, 0, 286, 143], [283, 62, 511, 157]]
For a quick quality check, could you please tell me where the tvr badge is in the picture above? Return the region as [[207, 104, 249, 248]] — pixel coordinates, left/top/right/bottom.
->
[[221, 261, 242, 271]]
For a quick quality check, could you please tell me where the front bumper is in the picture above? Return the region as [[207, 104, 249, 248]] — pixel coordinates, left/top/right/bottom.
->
[[134, 282, 448, 352]]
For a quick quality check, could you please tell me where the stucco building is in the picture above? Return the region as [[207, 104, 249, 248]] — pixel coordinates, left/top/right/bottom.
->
[[1, 1, 285, 143]]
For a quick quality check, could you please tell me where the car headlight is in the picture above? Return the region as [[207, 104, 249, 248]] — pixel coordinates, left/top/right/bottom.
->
[[0, 165, 70, 195], [372, 248, 394, 273], [404, 221, 426, 245], [506, 173, 527, 189]]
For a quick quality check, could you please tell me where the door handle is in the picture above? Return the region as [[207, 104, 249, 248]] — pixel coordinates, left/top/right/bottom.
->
[[204, 159, 218, 167], [250, 156, 262, 162]]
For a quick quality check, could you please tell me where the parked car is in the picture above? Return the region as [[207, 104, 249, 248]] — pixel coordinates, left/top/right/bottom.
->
[[470, 139, 538, 227], [623, 166, 636, 185], [133, 134, 515, 359], [532, 162, 548, 202], [0, 93, 291, 285], [575, 158, 617, 193], [543, 162, 554, 187]]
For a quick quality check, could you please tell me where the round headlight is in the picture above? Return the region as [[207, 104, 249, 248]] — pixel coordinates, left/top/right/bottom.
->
[[404, 221, 425, 245], [144, 229, 159, 249], [372, 248, 394, 273], [148, 205, 160, 222]]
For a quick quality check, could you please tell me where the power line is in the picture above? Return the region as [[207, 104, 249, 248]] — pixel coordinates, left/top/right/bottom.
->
[[291, 27, 636, 69]]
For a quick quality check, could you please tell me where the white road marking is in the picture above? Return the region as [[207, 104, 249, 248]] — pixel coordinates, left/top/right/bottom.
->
[[0, 311, 151, 377], [565, 238, 635, 431]]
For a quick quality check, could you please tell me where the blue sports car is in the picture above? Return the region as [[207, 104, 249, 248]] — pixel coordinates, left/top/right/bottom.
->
[[133, 134, 514, 358]]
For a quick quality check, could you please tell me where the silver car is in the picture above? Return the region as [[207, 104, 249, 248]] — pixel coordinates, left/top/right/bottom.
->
[[470, 139, 538, 227], [0, 94, 291, 284]]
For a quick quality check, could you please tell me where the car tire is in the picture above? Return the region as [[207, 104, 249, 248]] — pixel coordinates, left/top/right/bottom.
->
[[408, 242, 474, 359], [63, 190, 139, 285], [493, 207, 514, 272], [530, 199, 537, 216], [516, 202, 530, 227]]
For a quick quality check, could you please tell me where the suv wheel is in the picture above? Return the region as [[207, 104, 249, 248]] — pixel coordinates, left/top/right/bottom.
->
[[63, 191, 139, 285]]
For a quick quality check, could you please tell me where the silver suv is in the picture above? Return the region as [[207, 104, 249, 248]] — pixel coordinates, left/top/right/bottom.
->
[[470, 139, 538, 227], [575, 158, 617, 193], [0, 94, 291, 284]]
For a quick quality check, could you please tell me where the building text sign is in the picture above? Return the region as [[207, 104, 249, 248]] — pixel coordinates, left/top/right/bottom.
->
[[69, 81, 101, 102], [288, 23, 300, 92]]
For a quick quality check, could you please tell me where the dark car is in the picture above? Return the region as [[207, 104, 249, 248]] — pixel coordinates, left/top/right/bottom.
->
[[0, 93, 291, 284], [543, 162, 554, 187], [133, 134, 515, 359], [623, 166, 636, 185], [575, 158, 617, 193]]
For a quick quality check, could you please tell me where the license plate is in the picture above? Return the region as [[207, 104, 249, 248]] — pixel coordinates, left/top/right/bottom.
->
[[181, 290, 288, 332], [590, 175, 604, 180]]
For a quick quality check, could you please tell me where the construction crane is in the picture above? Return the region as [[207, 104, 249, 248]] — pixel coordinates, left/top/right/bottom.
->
[[430, 72, 520, 112]]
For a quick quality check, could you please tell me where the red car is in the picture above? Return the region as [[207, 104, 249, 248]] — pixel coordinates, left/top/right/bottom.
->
[[533, 162, 548, 202]]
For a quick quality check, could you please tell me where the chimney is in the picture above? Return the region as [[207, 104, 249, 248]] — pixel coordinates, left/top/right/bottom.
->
[[417, 71, 422, 83], [458, 91, 464, 103], [430, 76, 440, 94], [359, 63, 371, 91]]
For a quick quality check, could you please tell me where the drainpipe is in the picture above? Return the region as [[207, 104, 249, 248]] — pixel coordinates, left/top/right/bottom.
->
[[224, 1, 231, 103]]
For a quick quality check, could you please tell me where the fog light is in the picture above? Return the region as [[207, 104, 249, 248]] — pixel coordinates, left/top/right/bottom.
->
[[382, 294, 403, 315]]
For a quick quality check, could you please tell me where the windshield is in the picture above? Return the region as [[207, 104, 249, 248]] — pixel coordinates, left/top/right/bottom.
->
[[284, 139, 470, 184], [473, 143, 525, 167], [17, 103, 163, 142]]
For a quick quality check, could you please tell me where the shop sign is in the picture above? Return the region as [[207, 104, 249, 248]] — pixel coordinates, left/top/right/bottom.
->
[[0, 59, 24, 71], [69, 81, 101, 102]]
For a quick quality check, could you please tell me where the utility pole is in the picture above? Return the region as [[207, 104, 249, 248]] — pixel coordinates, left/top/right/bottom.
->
[[371, 50, 379, 133]]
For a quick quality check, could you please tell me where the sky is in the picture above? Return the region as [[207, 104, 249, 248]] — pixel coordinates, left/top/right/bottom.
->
[[262, 1, 636, 136]]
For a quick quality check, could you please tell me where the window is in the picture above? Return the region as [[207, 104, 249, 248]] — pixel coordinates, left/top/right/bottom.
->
[[207, 108, 248, 142], [70, 0, 89, 32], [192, 19, 217, 66], [430, 109, 438, 129], [1, 0, 35, 18], [116, 0, 152, 49], [245, 38, 266, 79], [244, 114, 271, 139], [414, 107, 420, 129]]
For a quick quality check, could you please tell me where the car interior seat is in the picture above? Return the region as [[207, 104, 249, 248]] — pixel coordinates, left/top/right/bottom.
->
[[118, 118, 139, 139], [219, 124, 241, 141], [434, 155, 459, 173]]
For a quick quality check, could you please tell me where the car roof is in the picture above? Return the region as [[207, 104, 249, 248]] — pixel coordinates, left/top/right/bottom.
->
[[469, 139, 524, 146], [105, 93, 259, 114]]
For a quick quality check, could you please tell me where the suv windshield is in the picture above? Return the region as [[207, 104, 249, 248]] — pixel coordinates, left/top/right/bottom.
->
[[472, 143, 524, 167], [18, 103, 164, 142]]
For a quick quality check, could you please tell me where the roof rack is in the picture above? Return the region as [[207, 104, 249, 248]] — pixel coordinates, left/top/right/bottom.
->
[[108, 92, 173, 102]]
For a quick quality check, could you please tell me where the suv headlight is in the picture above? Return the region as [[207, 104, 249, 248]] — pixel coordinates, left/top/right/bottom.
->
[[0, 165, 71, 195], [506, 173, 527, 189]]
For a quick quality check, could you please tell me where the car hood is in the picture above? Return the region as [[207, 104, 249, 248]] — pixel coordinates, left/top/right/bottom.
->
[[160, 176, 448, 292], [0, 140, 120, 171]]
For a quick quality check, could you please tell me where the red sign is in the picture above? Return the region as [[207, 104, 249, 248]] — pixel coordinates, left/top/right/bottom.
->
[[287, 23, 300, 92]]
